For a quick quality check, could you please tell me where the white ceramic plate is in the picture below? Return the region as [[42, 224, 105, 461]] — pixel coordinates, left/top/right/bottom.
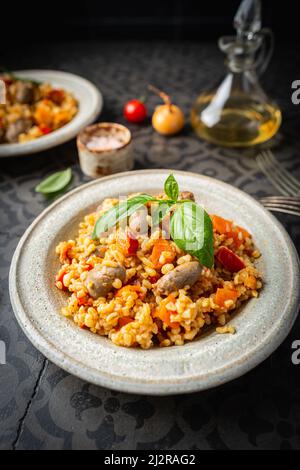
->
[[9, 170, 300, 395], [0, 70, 103, 157]]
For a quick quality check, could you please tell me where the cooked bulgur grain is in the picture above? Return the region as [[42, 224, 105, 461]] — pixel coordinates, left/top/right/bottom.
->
[[55, 194, 262, 349]]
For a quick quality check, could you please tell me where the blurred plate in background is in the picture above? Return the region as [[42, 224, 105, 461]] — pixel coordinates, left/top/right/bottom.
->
[[0, 70, 103, 157]]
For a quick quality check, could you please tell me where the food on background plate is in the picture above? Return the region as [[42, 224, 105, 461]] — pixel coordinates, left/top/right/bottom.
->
[[149, 85, 185, 136], [55, 174, 262, 349], [0, 73, 78, 144]]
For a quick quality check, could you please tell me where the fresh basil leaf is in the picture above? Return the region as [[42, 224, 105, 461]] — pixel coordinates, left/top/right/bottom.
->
[[171, 202, 214, 269], [35, 168, 72, 195], [164, 174, 179, 201], [92, 194, 155, 239], [152, 202, 173, 228]]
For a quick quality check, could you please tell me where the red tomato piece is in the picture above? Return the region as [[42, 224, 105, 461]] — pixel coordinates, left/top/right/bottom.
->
[[39, 124, 52, 135], [127, 235, 139, 255], [47, 89, 65, 105], [148, 275, 160, 284], [217, 247, 245, 273], [55, 269, 68, 290]]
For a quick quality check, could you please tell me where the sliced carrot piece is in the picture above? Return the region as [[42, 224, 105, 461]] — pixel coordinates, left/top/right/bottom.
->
[[212, 215, 250, 247], [211, 215, 233, 234], [150, 239, 176, 269], [153, 294, 180, 329], [215, 288, 238, 307], [116, 285, 141, 297]]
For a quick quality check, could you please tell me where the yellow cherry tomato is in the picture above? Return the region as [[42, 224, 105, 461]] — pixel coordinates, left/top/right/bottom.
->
[[148, 85, 185, 136], [152, 104, 185, 136]]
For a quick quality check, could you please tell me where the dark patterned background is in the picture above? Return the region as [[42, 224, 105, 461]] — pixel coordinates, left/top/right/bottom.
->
[[0, 41, 300, 450]]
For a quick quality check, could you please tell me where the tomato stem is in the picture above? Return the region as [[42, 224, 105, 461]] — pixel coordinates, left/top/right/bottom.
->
[[138, 95, 147, 103]]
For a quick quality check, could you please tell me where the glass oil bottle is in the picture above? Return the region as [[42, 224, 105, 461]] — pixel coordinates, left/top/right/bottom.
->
[[191, 0, 282, 148]]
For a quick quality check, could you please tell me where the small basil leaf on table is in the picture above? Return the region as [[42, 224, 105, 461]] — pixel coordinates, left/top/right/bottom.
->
[[35, 168, 72, 195], [171, 202, 214, 269], [92, 194, 155, 239], [164, 174, 179, 201]]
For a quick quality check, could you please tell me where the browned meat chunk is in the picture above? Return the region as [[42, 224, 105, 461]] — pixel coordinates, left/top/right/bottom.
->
[[5, 118, 32, 143], [85, 264, 126, 299], [155, 261, 203, 295], [179, 191, 195, 201], [15, 81, 36, 104]]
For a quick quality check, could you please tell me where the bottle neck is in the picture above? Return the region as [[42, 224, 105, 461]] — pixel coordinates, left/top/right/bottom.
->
[[226, 51, 255, 73], [219, 36, 262, 74]]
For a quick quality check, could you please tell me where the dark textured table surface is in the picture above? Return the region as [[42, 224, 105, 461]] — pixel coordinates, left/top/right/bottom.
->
[[0, 41, 300, 450]]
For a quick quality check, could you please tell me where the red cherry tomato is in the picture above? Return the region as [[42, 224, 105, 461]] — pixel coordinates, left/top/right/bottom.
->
[[124, 99, 147, 124]]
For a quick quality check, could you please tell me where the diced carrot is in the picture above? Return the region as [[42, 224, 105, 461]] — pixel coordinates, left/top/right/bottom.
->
[[215, 288, 238, 307], [212, 215, 250, 248], [150, 239, 176, 269], [212, 215, 233, 234], [118, 317, 134, 328], [34, 101, 54, 127], [116, 285, 141, 297], [237, 226, 250, 239], [153, 295, 180, 329]]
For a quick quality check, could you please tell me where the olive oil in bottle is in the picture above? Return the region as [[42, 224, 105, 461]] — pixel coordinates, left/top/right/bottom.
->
[[191, 0, 282, 148]]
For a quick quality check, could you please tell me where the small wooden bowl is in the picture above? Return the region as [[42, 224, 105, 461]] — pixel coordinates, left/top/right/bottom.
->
[[77, 122, 133, 178]]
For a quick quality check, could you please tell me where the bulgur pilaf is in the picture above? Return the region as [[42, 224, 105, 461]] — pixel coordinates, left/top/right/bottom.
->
[[0, 73, 78, 144], [55, 176, 262, 349]]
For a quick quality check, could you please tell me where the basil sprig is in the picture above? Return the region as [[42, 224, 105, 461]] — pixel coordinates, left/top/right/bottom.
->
[[171, 202, 214, 268], [92, 194, 155, 239], [152, 203, 173, 227], [92, 175, 214, 268], [164, 174, 179, 201]]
